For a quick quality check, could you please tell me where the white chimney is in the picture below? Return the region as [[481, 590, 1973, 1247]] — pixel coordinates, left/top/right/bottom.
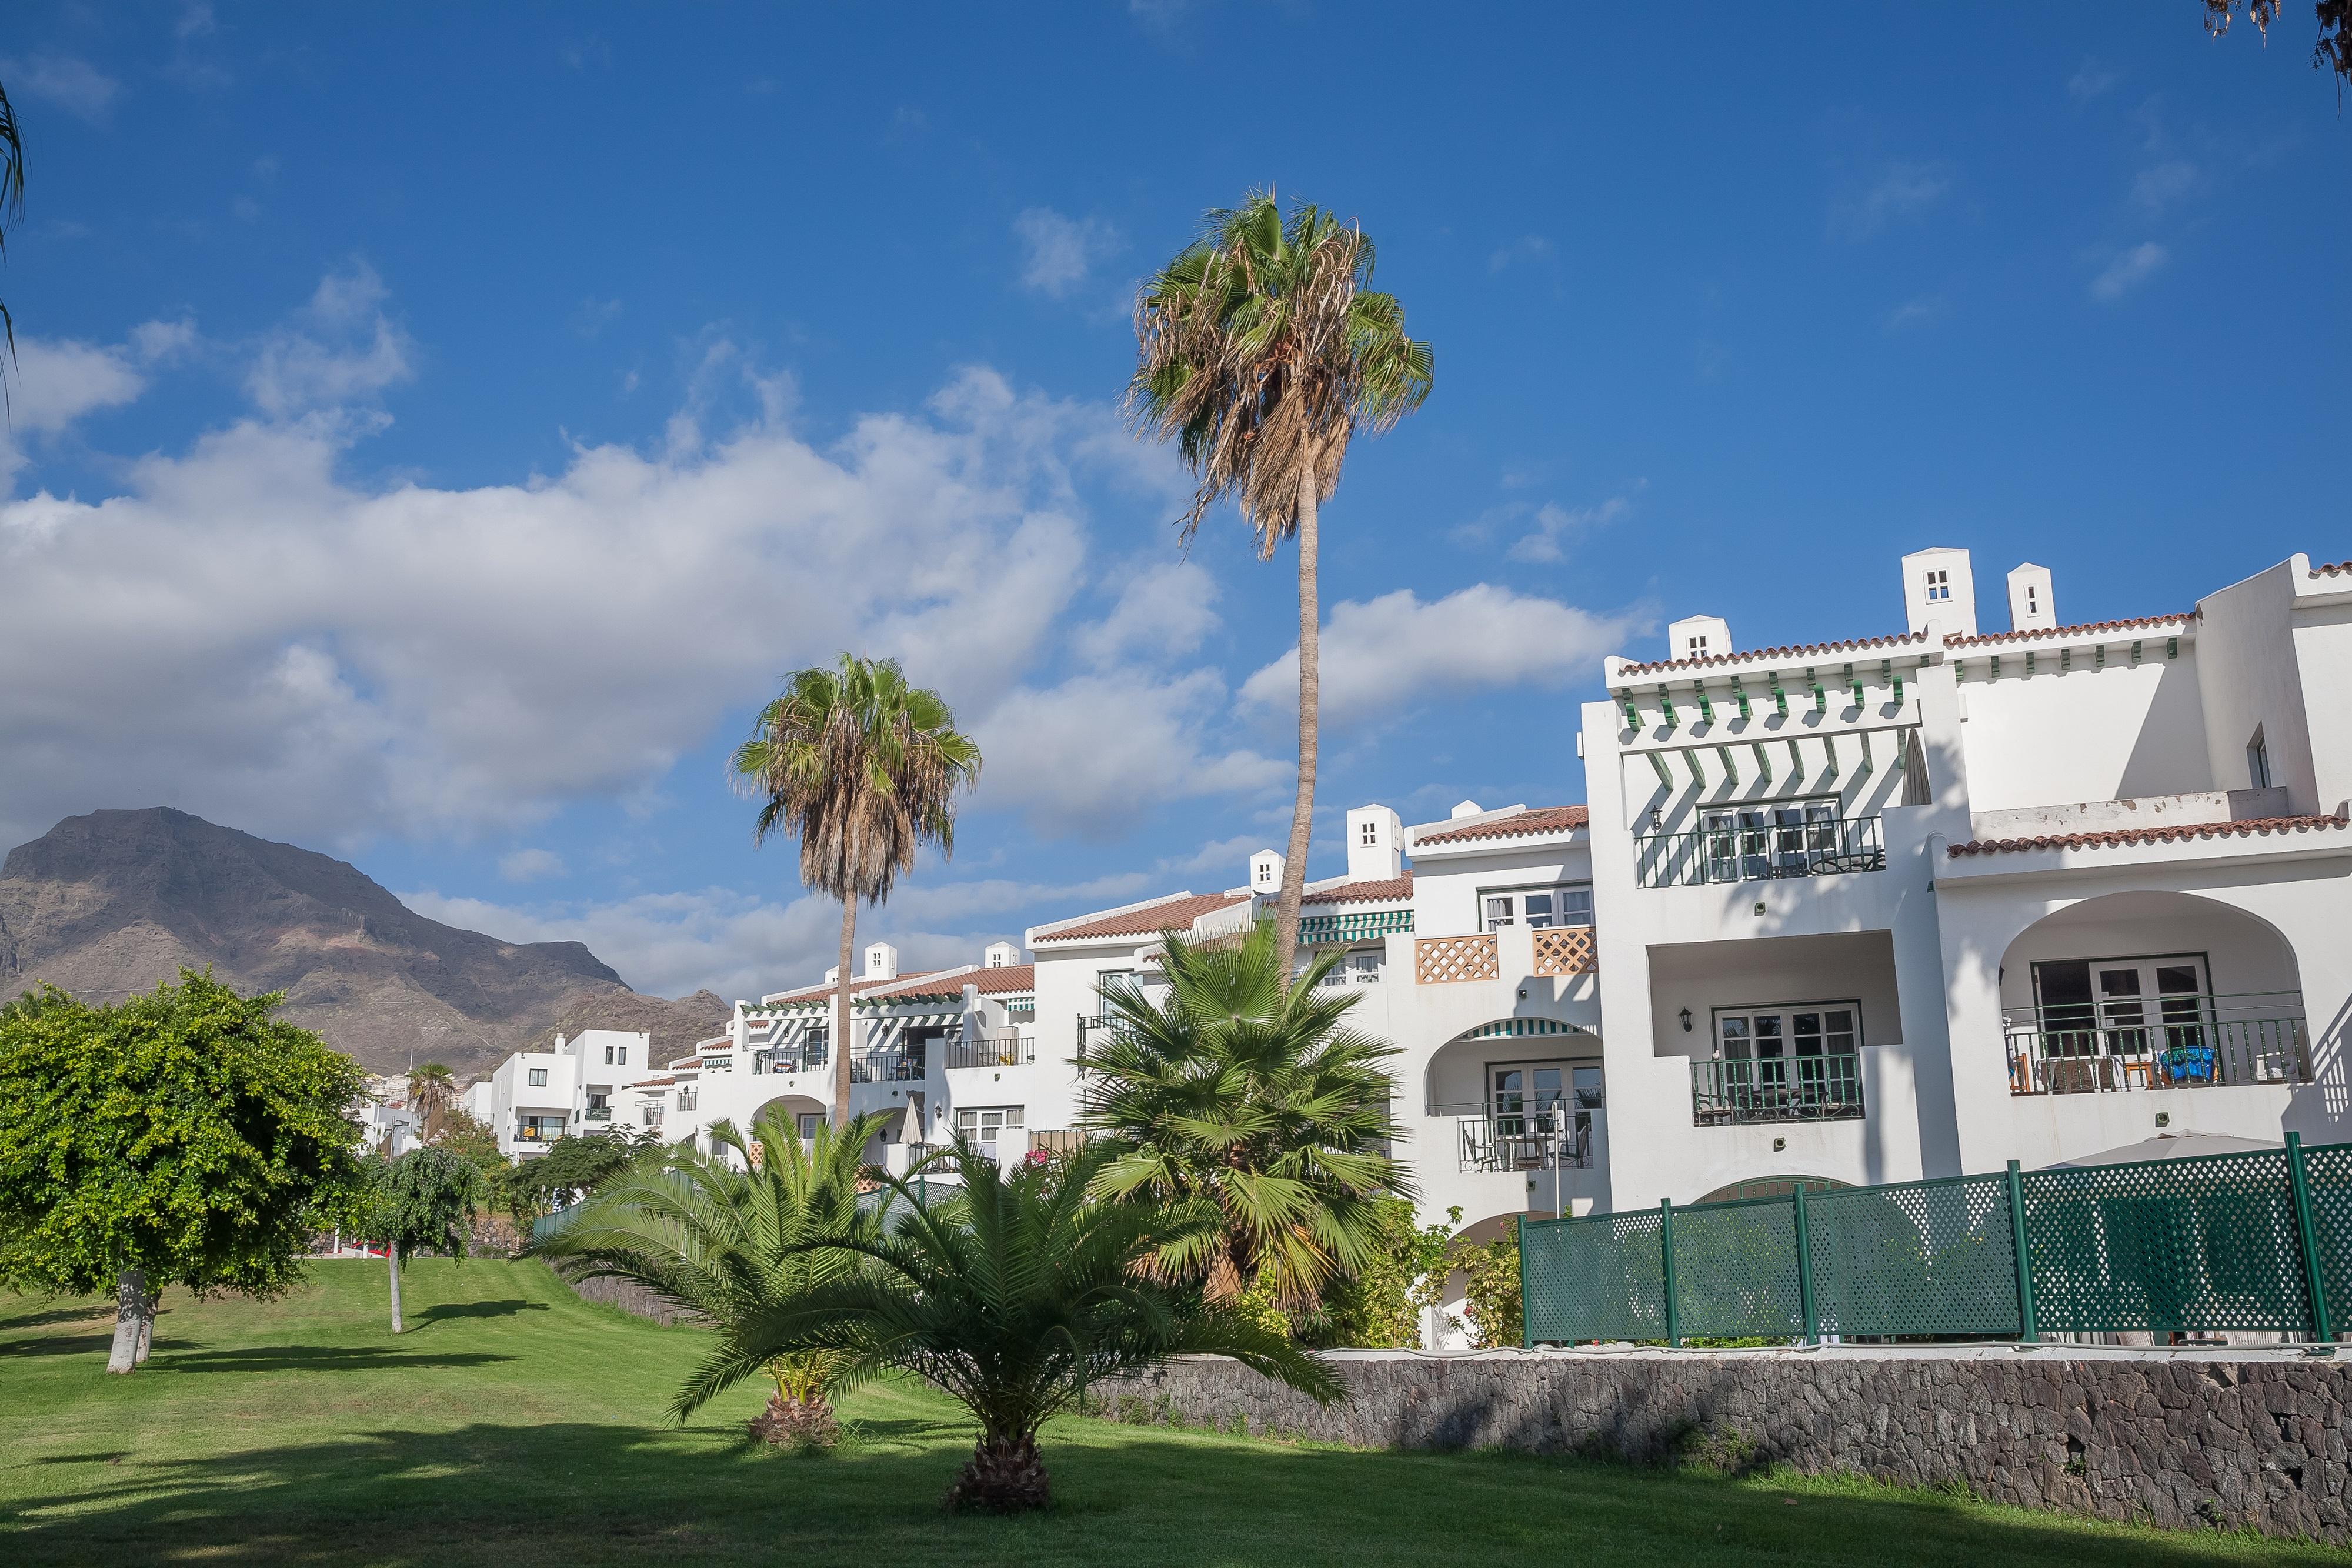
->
[[1346, 804, 1404, 882], [1900, 546, 1977, 638], [1450, 800, 1483, 819], [1666, 613, 1731, 662], [823, 965, 838, 985], [1249, 849, 1285, 894], [862, 942, 899, 980], [983, 940, 1019, 968], [2007, 563, 2055, 633]]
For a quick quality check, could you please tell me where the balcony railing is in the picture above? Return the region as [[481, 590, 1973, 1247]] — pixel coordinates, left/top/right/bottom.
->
[[943, 1030, 1033, 1069], [2003, 992, 2308, 1096], [1416, 933, 1499, 984], [1430, 1105, 1600, 1173], [848, 1050, 928, 1084], [1636, 814, 1886, 888], [1532, 926, 1596, 976], [582, 1106, 612, 1122], [1691, 1052, 1866, 1125], [752, 1045, 828, 1075]]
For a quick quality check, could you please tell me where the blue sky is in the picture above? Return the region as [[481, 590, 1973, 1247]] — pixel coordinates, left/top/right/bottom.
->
[[1, 3, 2344, 1002]]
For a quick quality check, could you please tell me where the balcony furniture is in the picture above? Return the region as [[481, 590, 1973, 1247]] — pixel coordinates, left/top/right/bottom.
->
[[2004, 995, 2307, 1096], [1690, 1053, 1866, 1126]]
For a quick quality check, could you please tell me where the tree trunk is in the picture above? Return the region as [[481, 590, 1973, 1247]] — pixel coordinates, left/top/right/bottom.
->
[[388, 1239, 404, 1333], [833, 893, 858, 1132], [105, 1268, 146, 1376], [134, 1291, 157, 1365], [1273, 450, 1321, 986], [944, 1430, 1052, 1514]]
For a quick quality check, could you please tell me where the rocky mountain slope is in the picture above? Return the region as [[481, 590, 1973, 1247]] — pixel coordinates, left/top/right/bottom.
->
[[0, 808, 726, 1079]]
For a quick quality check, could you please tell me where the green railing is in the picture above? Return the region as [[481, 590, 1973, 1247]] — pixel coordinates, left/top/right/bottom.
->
[[1634, 813, 1884, 888], [2003, 992, 2308, 1095], [1691, 1052, 1864, 1125], [581, 1106, 612, 1122], [1522, 1135, 2349, 1346]]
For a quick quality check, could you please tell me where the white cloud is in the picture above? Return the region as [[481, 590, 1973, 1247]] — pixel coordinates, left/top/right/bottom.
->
[[2131, 159, 2202, 213], [2090, 242, 2169, 303], [1883, 295, 1950, 332], [4, 55, 121, 122], [1240, 585, 1647, 730], [498, 848, 568, 883], [245, 263, 418, 418], [1506, 492, 1639, 565], [5, 338, 147, 436], [1489, 236, 1553, 273], [0, 278, 1189, 853], [1014, 207, 1123, 298], [1070, 561, 1220, 666], [1831, 161, 1952, 241], [973, 668, 1284, 838], [178, 4, 219, 39], [2068, 59, 2118, 101]]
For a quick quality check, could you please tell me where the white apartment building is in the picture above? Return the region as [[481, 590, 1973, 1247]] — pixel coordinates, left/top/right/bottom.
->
[[471, 1029, 663, 1160]]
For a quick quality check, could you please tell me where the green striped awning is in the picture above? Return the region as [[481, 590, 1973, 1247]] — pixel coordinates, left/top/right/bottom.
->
[[1457, 1018, 1596, 1041], [1298, 908, 1414, 945]]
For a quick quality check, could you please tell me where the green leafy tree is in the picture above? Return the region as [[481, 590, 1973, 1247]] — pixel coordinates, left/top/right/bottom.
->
[[428, 1107, 505, 1180], [368, 1145, 483, 1333], [499, 1127, 654, 1219], [2202, 1, 2351, 85], [1131, 192, 1432, 979], [534, 1108, 893, 1446], [685, 1137, 1341, 1513], [1450, 1224, 1524, 1350], [1078, 923, 1411, 1312], [1307, 1196, 1454, 1349], [0, 974, 369, 1373], [730, 653, 981, 1128]]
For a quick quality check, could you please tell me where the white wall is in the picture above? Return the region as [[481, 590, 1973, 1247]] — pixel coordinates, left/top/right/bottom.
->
[[1957, 652, 2211, 813]]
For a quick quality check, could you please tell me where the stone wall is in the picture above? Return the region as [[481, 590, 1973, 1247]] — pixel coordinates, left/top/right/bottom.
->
[[1096, 1347, 2352, 1542], [562, 1272, 700, 1326]]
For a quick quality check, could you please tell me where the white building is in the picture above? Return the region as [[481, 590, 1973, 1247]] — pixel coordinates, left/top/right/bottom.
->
[[476, 1029, 662, 1160]]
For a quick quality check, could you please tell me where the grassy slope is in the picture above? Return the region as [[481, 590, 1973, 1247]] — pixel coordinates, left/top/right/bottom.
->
[[0, 1260, 2333, 1568]]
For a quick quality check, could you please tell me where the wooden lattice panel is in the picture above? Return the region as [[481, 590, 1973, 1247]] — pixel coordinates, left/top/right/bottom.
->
[[1533, 927, 1597, 976], [1416, 933, 1499, 984]]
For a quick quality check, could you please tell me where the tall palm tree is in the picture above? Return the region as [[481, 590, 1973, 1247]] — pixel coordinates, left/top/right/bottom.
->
[[731, 655, 981, 1129], [533, 1108, 893, 1436], [1131, 191, 1432, 980], [1, 76, 25, 386], [681, 1137, 1340, 1513], [406, 1062, 457, 1140], [1077, 923, 1411, 1312]]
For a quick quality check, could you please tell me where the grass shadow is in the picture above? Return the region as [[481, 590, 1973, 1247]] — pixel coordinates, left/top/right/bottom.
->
[[158, 1346, 515, 1374], [409, 1300, 551, 1329]]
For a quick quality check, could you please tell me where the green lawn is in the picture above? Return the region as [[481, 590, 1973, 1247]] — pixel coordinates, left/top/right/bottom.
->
[[0, 1259, 2336, 1567]]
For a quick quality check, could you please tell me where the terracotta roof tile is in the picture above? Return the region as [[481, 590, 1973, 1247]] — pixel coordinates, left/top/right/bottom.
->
[[1032, 892, 1251, 943], [1617, 632, 1928, 678], [1948, 813, 2349, 858], [1300, 872, 1414, 906], [2313, 561, 2351, 578], [1944, 612, 2193, 649], [865, 963, 1036, 1002], [1415, 805, 1589, 848], [755, 972, 942, 1009]]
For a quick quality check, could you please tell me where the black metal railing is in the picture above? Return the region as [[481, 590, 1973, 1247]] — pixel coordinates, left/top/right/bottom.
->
[[1442, 1107, 1600, 1174], [1636, 813, 1886, 888], [2003, 992, 2308, 1095], [848, 1050, 928, 1084], [752, 1044, 828, 1075], [943, 1030, 1033, 1069], [1691, 1052, 1866, 1125]]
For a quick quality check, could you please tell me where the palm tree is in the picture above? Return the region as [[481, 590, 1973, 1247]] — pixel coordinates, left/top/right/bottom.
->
[[1131, 191, 1432, 980], [406, 1062, 457, 1140], [1, 76, 25, 386], [680, 1137, 1340, 1513], [732, 655, 981, 1129], [1078, 923, 1411, 1312], [533, 1107, 893, 1440]]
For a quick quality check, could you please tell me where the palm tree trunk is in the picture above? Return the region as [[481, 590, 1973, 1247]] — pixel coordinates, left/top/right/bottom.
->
[[945, 1428, 1052, 1513], [833, 895, 857, 1132], [105, 1268, 145, 1375], [388, 1239, 404, 1333], [1273, 448, 1321, 986]]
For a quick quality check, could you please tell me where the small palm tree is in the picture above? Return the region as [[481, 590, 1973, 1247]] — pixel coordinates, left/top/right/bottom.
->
[[682, 1138, 1340, 1512], [1131, 191, 1432, 979], [533, 1108, 892, 1440], [732, 655, 981, 1128], [406, 1062, 457, 1140], [1079, 923, 1412, 1312]]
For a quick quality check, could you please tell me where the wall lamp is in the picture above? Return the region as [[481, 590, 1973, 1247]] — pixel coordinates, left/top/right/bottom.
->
[[1679, 1008, 1693, 1033]]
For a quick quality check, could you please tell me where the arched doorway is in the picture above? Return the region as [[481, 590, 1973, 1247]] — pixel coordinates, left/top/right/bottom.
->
[[1423, 1019, 1603, 1175], [1695, 1175, 1850, 1204], [1996, 892, 2306, 1096]]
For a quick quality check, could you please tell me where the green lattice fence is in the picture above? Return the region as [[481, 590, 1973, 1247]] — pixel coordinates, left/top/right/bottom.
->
[[1520, 1136, 2344, 1347]]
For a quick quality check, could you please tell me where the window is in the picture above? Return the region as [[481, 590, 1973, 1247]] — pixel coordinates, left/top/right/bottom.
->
[[603, 1044, 614, 1064], [1359, 819, 1377, 846], [528, 1067, 548, 1087], [1097, 970, 1143, 1018], [2025, 586, 2039, 615], [1704, 799, 1840, 882], [618, 1045, 628, 1066], [797, 1112, 823, 1140], [1925, 568, 1950, 603], [955, 1105, 1025, 1156], [1686, 633, 1708, 656], [1714, 1003, 1862, 1075], [2248, 726, 2272, 790], [1256, 860, 1277, 887], [1480, 883, 1594, 931]]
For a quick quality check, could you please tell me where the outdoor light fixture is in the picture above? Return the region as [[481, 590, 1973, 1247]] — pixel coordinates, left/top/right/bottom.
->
[[1773, 1137, 1786, 1153], [1679, 1008, 1693, 1032]]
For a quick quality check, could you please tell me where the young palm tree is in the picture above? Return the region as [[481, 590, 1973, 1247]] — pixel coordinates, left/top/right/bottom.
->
[[1131, 191, 1433, 979], [533, 1107, 893, 1439], [1079, 923, 1411, 1311], [731, 655, 981, 1127], [405, 1062, 457, 1140], [680, 1137, 1341, 1513]]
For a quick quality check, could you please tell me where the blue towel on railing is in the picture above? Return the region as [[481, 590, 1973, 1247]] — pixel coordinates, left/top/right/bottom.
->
[[2164, 1046, 2216, 1083]]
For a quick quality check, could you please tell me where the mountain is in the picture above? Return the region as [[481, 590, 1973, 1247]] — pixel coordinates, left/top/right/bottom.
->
[[0, 808, 728, 1079]]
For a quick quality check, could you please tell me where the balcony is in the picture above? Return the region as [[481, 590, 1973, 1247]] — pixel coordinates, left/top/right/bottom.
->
[[1434, 1106, 1601, 1173], [943, 1030, 1033, 1069], [2003, 992, 2308, 1096], [753, 1045, 828, 1075], [1415, 933, 1499, 983], [1691, 1053, 1865, 1125], [582, 1106, 612, 1122], [848, 1050, 928, 1084], [1636, 813, 1886, 889]]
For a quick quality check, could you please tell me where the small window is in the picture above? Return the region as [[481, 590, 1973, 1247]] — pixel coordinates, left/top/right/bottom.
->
[[2247, 726, 2272, 790], [1926, 568, 1950, 603], [2026, 586, 2038, 613], [1480, 883, 1594, 932], [618, 1046, 628, 1066], [1257, 861, 1275, 885], [796, 1113, 822, 1140], [1359, 820, 1377, 846], [1687, 633, 1707, 655], [528, 1067, 548, 1087], [603, 1044, 614, 1065]]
